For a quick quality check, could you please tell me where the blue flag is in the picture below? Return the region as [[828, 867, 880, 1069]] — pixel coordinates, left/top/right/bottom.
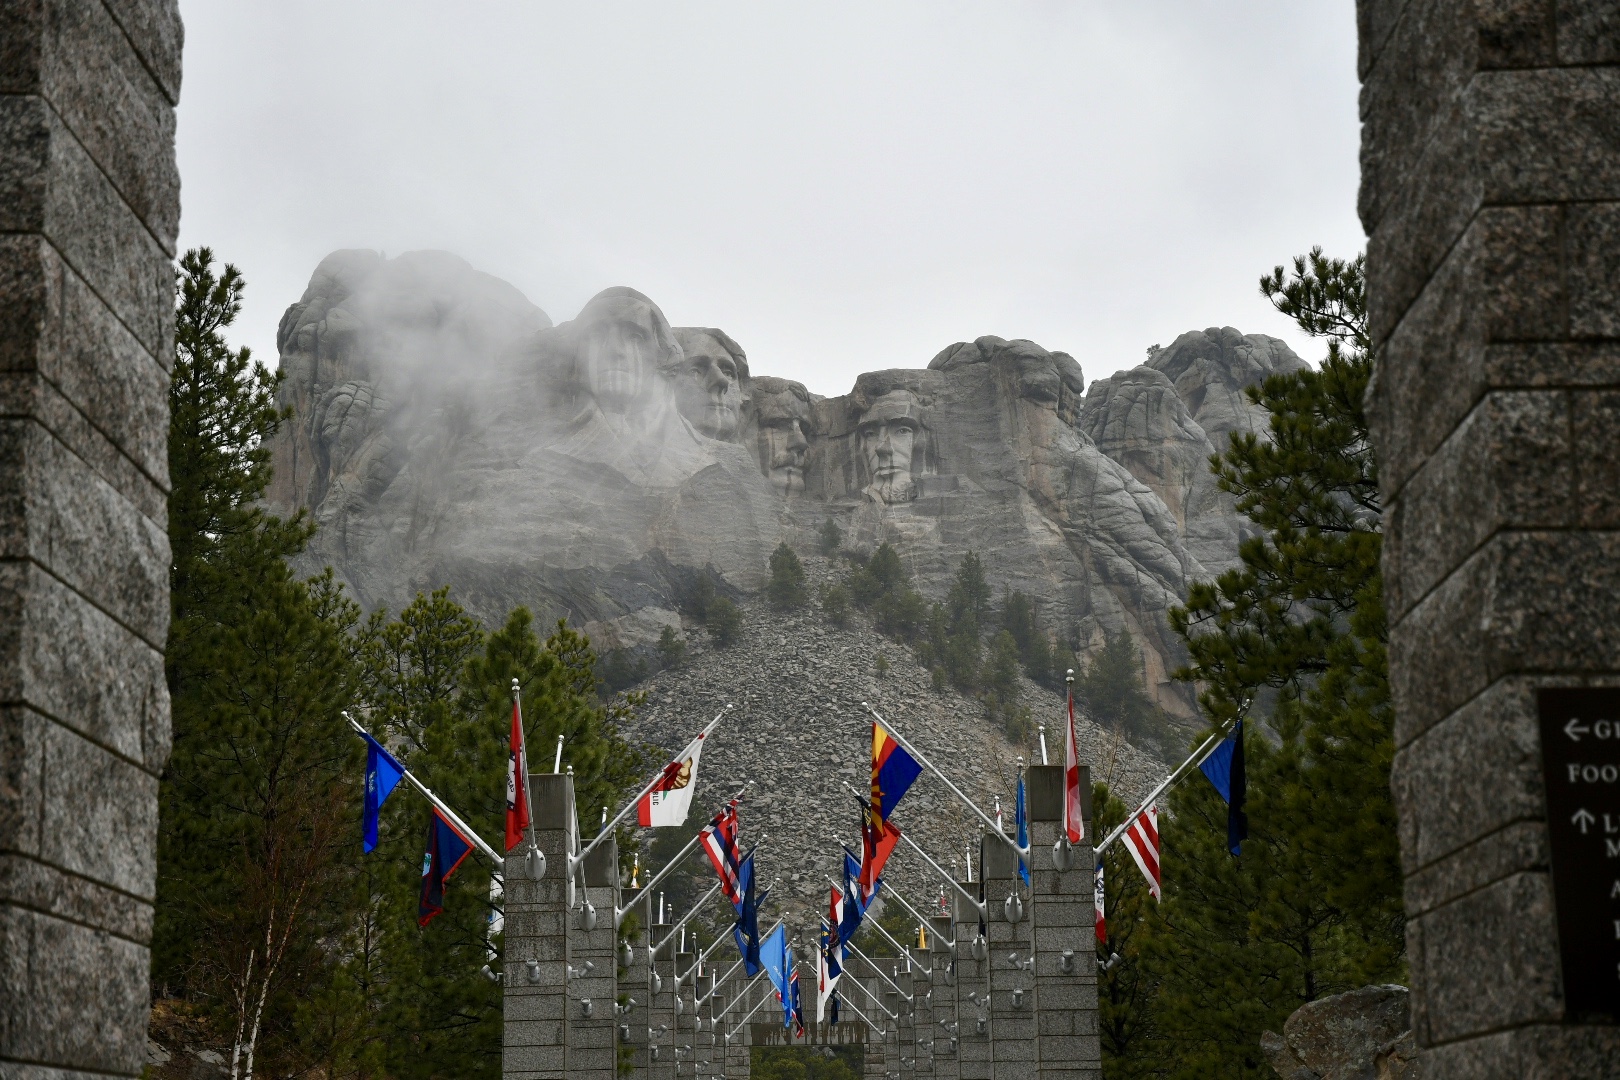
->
[[1015, 772, 1031, 886], [760, 924, 789, 1004], [418, 808, 474, 926], [731, 851, 764, 974], [839, 848, 879, 944], [1198, 720, 1248, 856], [363, 732, 406, 853], [787, 945, 805, 1035]]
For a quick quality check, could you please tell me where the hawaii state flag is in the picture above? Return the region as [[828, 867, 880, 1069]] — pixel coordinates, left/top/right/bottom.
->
[[637, 726, 710, 827], [362, 732, 405, 854], [1120, 805, 1161, 902], [870, 722, 922, 823], [419, 807, 475, 926], [505, 698, 531, 851], [699, 801, 744, 906], [1064, 684, 1085, 844]]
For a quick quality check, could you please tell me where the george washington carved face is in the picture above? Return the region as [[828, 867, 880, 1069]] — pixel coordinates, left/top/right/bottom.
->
[[857, 390, 922, 504], [570, 287, 680, 416]]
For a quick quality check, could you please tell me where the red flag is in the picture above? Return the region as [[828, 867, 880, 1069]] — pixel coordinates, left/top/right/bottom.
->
[[1120, 806, 1161, 902], [505, 699, 531, 851], [1064, 685, 1084, 844], [858, 805, 900, 901]]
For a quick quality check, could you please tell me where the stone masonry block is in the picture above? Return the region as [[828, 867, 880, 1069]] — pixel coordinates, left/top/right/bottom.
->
[[1567, 200, 1620, 338], [1417, 1023, 1620, 1079], [1416, 871, 1563, 1041], [1385, 390, 1572, 620], [0, 905, 151, 1072], [1390, 677, 1545, 874], [1390, 532, 1620, 742], [1474, 67, 1620, 205], [0, 561, 168, 770], [1556, 1, 1620, 64], [1477, 0, 1560, 68], [0, 420, 169, 645], [0, 0, 179, 242], [1403, 818, 1547, 918], [0, 851, 151, 944]]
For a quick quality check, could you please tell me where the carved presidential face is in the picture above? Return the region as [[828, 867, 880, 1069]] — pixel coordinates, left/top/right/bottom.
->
[[672, 332, 746, 440], [580, 315, 660, 414], [857, 391, 923, 504]]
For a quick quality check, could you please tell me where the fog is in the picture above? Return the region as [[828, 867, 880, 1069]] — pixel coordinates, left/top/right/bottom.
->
[[176, 2, 1362, 397]]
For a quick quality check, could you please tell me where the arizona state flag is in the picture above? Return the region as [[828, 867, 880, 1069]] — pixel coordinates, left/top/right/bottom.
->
[[419, 808, 475, 927], [505, 699, 531, 851], [870, 722, 922, 823]]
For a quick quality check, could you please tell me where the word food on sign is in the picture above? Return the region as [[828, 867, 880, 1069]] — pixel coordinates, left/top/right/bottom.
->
[[1538, 688, 1620, 1021]]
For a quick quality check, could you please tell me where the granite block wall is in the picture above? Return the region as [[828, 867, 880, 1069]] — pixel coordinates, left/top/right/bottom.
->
[[1359, 1, 1620, 1074], [0, 2, 181, 1077]]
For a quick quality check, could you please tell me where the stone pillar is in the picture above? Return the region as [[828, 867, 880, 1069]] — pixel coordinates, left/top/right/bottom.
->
[[621, 894, 653, 1075], [954, 879, 991, 1080], [981, 834, 1037, 1080], [1027, 765, 1100, 1080], [675, 950, 696, 1077], [893, 961, 916, 1079], [909, 947, 935, 1077], [505, 773, 575, 1078], [647, 908, 676, 1080], [567, 839, 620, 1080], [930, 916, 961, 1080], [0, 3, 180, 1078], [1359, 3, 1620, 1073], [694, 971, 718, 1078], [859, 957, 889, 1080]]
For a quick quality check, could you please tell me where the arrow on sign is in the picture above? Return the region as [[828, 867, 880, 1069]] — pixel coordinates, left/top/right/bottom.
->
[[1565, 719, 1592, 741], [1572, 808, 1596, 834]]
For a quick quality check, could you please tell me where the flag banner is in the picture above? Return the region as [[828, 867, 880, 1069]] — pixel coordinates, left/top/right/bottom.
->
[[419, 807, 475, 926], [1094, 860, 1107, 945], [1064, 686, 1085, 843], [1015, 772, 1031, 886], [637, 727, 709, 827], [699, 801, 745, 906], [788, 948, 806, 1036], [1121, 805, 1161, 902], [840, 848, 878, 944], [824, 884, 846, 973], [761, 924, 789, 1002], [859, 805, 901, 900], [816, 919, 842, 1024], [870, 722, 922, 823], [505, 699, 531, 851], [363, 732, 406, 854], [1198, 720, 1248, 855], [731, 851, 764, 974]]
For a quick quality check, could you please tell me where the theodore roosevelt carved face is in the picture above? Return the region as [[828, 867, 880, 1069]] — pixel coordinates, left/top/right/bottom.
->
[[750, 376, 813, 497]]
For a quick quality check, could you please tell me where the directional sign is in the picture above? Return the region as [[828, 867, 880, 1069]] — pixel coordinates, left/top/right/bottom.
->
[[1538, 688, 1620, 1021]]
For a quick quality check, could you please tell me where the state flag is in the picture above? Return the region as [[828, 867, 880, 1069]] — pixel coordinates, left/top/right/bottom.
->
[[859, 804, 901, 901], [870, 722, 922, 823], [362, 731, 405, 854], [505, 698, 531, 852], [1064, 685, 1085, 844], [699, 801, 745, 906], [1198, 720, 1248, 856], [637, 726, 710, 827], [1094, 861, 1107, 945], [419, 807, 475, 926]]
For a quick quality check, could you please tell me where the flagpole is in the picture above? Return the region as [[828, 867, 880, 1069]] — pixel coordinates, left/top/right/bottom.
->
[[859, 919, 919, 976], [651, 880, 723, 960], [843, 874, 951, 947], [1093, 720, 1236, 856], [861, 702, 1023, 857], [344, 713, 504, 866], [686, 927, 736, 988], [842, 939, 912, 1001], [714, 968, 772, 1021], [702, 916, 784, 1009], [833, 966, 899, 1021], [614, 783, 754, 928], [512, 680, 547, 877], [572, 706, 732, 875]]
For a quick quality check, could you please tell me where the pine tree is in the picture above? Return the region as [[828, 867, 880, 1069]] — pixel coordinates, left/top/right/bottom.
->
[[767, 541, 810, 609], [707, 596, 745, 645], [657, 625, 686, 669], [818, 516, 843, 557], [1076, 630, 1162, 746]]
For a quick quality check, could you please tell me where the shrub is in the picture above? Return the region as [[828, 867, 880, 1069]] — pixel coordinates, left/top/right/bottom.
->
[[820, 583, 850, 628], [706, 597, 744, 646], [766, 542, 809, 609], [656, 625, 685, 669], [818, 517, 842, 557]]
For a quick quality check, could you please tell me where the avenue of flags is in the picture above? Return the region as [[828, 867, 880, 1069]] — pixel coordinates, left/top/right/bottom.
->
[[346, 659, 1259, 1020]]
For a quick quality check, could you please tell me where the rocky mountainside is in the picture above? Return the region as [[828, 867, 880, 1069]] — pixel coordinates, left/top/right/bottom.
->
[[616, 553, 1166, 930], [265, 250, 1302, 728]]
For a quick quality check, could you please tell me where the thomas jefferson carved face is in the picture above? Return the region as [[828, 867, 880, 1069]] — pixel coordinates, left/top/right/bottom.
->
[[671, 329, 748, 440], [750, 377, 813, 496], [572, 288, 677, 416], [858, 391, 922, 504]]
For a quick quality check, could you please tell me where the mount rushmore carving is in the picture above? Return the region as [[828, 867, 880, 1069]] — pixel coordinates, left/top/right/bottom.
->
[[266, 249, 1303, 715]]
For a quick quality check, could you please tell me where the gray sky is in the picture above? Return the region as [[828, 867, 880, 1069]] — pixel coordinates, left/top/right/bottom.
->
[[176, 1, 1363, 398]]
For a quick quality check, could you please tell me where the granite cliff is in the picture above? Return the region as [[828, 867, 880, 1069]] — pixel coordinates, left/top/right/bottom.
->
[[266, 250, 1302, 724]]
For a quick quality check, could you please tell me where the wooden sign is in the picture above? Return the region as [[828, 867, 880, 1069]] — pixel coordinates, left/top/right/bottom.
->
[[1537, 688, 1620, 1021]]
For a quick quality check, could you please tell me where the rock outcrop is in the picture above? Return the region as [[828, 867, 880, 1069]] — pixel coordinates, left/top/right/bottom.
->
[[1261, 985, 1418, 1080], [265, 251, 1303, 724]]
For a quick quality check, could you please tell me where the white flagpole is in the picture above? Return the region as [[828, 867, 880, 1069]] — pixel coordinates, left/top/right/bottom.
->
[[1093, 720, 1237, 856], [836, 785, 985, 916], [702, 916, 785, 1010], [572, 706, 732, 874], [834, 968, 899, 1021], [344, 712, 503, 866], [614, 788, 755, 928], [861, 702, 1023, 857], [842, 939, 912, 1001], [512, 680, 544, 870]]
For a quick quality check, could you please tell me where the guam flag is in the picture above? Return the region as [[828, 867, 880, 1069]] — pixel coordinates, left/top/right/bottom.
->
[[362, 732, 405, 854], [419, 807, 475, 927]]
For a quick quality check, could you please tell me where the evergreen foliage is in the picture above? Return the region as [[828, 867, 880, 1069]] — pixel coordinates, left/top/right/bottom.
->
[[817, 516, 843, 557], [819, 582, 851, 627], [1076, 630, 1164, 746], [657, 625, 686, 669], [707, 596, 745, 646], [1000, 590, 1058, 685], [845, 542, 928, 641], [1102, 249, 1396, 1079], [767, 541, 810, 609]]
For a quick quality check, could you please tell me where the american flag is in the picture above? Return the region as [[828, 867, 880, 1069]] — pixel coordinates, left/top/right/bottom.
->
[[1120, 805, 1161, 902]]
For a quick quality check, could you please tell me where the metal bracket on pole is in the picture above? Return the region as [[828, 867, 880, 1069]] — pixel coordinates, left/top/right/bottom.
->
[[1093, 719, 1237, 856], [844, 939, 912, 1002], [699, 915, 782, 1009], [614, 783, 754, 928]]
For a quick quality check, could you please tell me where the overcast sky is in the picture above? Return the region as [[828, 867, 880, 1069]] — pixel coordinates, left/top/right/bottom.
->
[[176, 2, 1363, 398]]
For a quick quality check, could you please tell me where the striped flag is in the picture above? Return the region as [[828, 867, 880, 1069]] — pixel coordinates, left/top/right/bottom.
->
[[699, 801, 744, 907], [1064, 685, 1085, 843], [1120, 805, 1161, 902]]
